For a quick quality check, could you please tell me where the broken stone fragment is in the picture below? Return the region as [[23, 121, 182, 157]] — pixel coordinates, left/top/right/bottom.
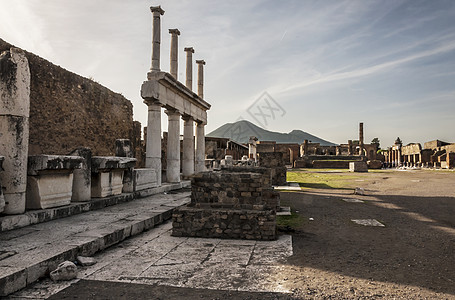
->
[[49, 261, 77, 281], [76, 256, 97, 266], [354, 187, 365, 195]]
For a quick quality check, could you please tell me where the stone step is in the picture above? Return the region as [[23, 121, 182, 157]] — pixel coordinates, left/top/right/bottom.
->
[[0, 181, 190, 232], [0, 187, 191, 296]]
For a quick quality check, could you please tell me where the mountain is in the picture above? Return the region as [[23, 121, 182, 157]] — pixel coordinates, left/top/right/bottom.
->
[[207, 120, 337, 146]]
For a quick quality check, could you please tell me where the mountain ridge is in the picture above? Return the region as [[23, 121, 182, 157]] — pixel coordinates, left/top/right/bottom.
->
[[207, 120, 336, 146]]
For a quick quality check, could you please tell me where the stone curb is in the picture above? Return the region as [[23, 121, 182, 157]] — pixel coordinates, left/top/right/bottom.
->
[[0, 181, 190, 232], [0, 195, 190, 296]]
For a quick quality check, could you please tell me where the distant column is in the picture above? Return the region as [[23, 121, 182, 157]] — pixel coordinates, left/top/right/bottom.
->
[[303, 139, 309, 156], [182, 116, 195, 177], [196, 60, 206, 98], [169, 28, 180, 79], [184, 47, 194, 90], [150, 6, 165, 72], [195, 122, 206, 173], [166, 109, 181, 183], [359, 122, 364, 156], [348, 140, 353, 155], [145, 102, 162, 185]]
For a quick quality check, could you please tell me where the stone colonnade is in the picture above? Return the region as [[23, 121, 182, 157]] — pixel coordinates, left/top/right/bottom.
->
[[386, 146, 402, 167], [142, 6, 211, 184]]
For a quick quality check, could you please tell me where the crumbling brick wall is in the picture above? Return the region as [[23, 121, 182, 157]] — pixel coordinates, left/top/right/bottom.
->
[[0, 38, 138, 156]]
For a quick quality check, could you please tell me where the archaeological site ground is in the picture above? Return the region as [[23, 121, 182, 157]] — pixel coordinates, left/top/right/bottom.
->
[[1, 3, 455, 300]]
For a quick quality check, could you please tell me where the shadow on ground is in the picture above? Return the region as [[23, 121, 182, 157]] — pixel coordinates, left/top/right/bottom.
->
[[280, 190, 455, 296]]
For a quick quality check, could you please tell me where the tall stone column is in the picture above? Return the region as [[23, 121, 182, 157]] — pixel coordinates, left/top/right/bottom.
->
[[145, 102, 162, 185], [0, 48, 30, 214], [166, 109, 181, 183], [169, 28, 180, 79], [196, 60, 206, 99], [303, 139, 309, 156], [150, 6, 165, 72], [359, 122, 364, 156], [348, 140, 353, 155], [182, 116, 195, 177], [184, 47, 194, 90], [195, 122, 206, 173]]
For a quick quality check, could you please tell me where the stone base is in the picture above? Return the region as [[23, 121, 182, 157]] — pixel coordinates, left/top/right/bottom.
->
[[349, 161, 368, 172], [172, 206, 276, 241], [91, 170, 124, 198], [367, 160, 383, 169], [133, 168, 158, 191], [26, 173, 73, 209]]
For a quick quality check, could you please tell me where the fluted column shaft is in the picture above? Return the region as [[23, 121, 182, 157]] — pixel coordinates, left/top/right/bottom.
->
[[150, 6, 165, 72], [196, 60, 206, 99], [169, 28, 180, 79], [184, 47, 194, 90], [166, 110, 181, 183], [145, 102, 162, 185]]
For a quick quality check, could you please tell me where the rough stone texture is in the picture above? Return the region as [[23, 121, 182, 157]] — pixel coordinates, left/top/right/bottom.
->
[[26, 155, 83, 209], [367, 160, 383, 169], [0, 156, 4, 212], [0, 48, 30, 214], [172, 167, 278, 240], [49, 261, 77, 281], [350, 161, 368, 172], [257, 152, 287, 185], [76, 256, 97, 267], [133, 168, 159, 191], [313, 160, 350, 169], [0, 38, 137, 157], [69, 148, 92, 202]]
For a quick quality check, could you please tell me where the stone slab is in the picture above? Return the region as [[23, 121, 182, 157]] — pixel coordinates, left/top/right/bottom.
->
[[0, 189, 190, 296], [342, 198, 365, 203], [351, 219, 385, 227], [349, 161, 368, 172], [133, 168, 158, 191]]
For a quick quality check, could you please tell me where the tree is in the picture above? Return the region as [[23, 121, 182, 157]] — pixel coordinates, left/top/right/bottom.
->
[[371, 137, 380, 149]]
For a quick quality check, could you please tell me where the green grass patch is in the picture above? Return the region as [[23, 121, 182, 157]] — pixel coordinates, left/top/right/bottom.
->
[[287, 170, 359, 190], [276, 212, 305, 231]]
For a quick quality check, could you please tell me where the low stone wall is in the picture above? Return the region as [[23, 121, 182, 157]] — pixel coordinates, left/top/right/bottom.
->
[[172, 207, 275, 240], [172, 167, 278, 240], [313, 160, 350, 169]]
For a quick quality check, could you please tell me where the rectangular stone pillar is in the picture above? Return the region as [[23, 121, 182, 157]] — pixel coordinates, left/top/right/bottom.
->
[[69, 147, 92, 202], [166, 109, 181, 182], [0, 48, 30, 214], [359, 122, 364, 156], [182, 116, 195, 177], [195, 122, 206, 173], [145, 102, 162, 185]]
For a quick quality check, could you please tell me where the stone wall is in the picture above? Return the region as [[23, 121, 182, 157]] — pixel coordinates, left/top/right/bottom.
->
[[257, 152, 287, 186], [172, 167, 278, 240], [0, 38, 138, 156]]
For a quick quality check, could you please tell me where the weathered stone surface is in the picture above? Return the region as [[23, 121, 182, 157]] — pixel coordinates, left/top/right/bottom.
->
[[69, 148, 92, 202], [367, 160, 382, 169], [27, 155, 83, 176], [76, 256, 97, 267], [0, 156, 4, 212], [91, 170, 124, 198], [49, 261, 77, 281], [257, 152, 286, 185], [350, 161, 368, 172], [0, 47, 30, 214], [0, 39, 138, 158], [26, 173, 74, 209], [91, 156, 136, 173], [133, 168, 158, 191]]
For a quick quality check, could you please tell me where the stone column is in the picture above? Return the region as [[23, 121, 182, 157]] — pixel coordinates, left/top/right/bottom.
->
[[0, 48, 30, 214], [145, 101, 162, 185], [348, 140, 353, 155], [182, 116, 195, 177], [150, 6, 165, 72], [195, 122, 206, 173], [397, 149, 402, 166], [184, 47, 194, 90], [169, 28, 180, 79], [196, 60, 206, 98], [303, 139, 309, 156], [166, 109, 181, 183], [359, 122, 364, 156]]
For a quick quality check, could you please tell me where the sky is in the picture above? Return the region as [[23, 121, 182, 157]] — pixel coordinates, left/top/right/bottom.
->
[[1, 0, 455, 147]]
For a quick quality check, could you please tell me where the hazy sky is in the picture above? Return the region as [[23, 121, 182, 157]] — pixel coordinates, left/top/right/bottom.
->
[[1, 0, 455, 147]]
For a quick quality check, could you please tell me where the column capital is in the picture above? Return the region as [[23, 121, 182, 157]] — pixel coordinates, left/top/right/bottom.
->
[[181, 115, 194, 122], [164, 108, 180, 116], [196, 59, 206, 65], [150, 6, 165, 15], [184, 47, 194, 53], [196, 120, 207, 126], [169, 28, 180, 35]]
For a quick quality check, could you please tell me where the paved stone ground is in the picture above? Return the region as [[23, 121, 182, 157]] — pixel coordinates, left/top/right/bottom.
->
[[7, 222, 293, 299]]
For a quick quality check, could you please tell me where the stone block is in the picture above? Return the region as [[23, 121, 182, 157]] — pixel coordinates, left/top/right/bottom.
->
[[349, 161, 368, 172], [91, 170, 124, 198], [367, 160, 382, 169], [133, 168, 159, 191], [26, 155, 83, 209], [69, 148, 92, 202]]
